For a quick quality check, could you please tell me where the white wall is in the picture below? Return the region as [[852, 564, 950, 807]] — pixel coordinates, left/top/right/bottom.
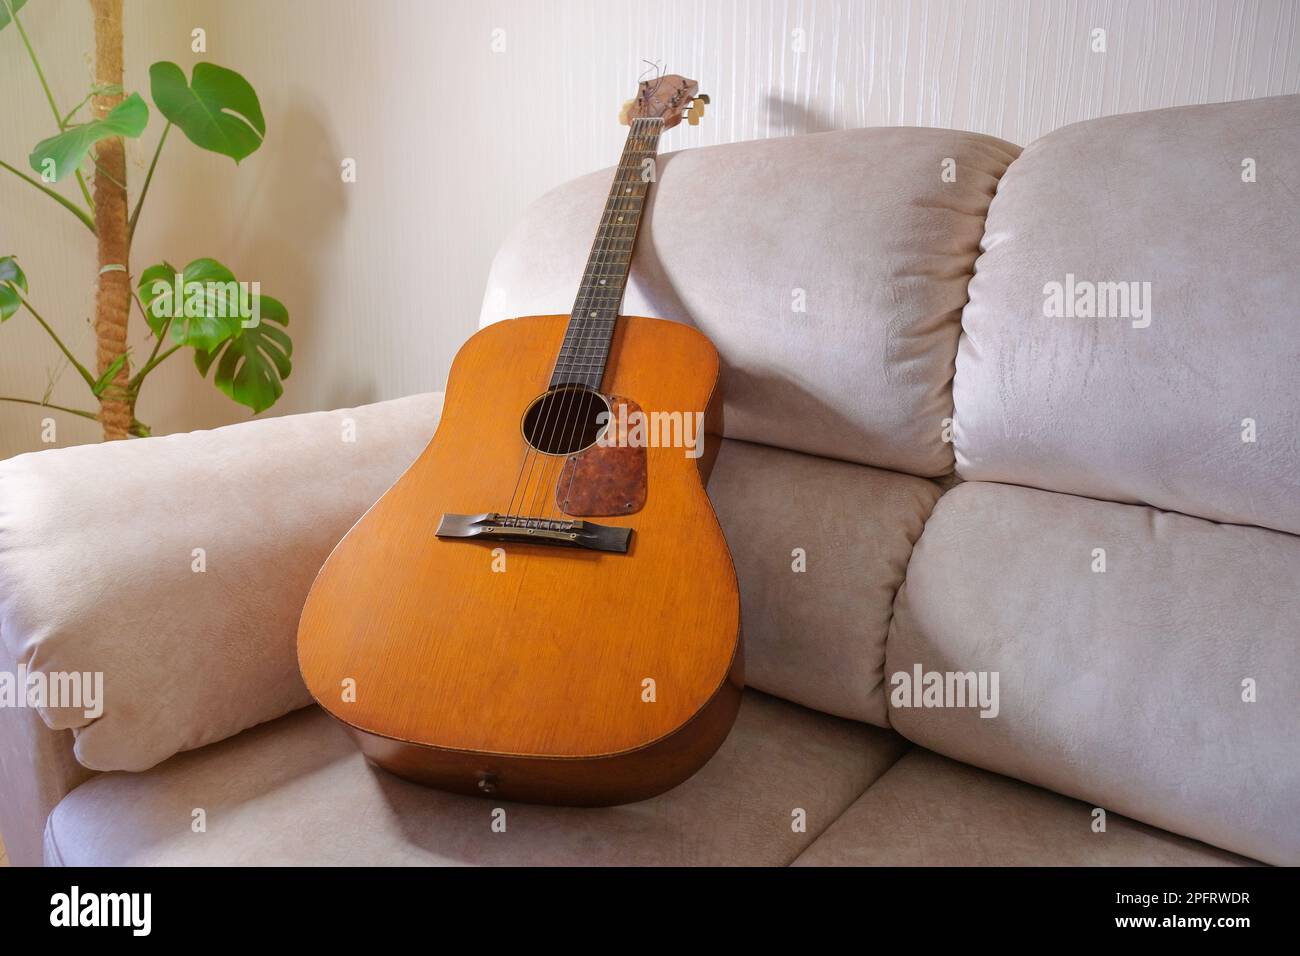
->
[[2, 0, 1298, 458]]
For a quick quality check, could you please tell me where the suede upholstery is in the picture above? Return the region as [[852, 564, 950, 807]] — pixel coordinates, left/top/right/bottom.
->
[[0, 667, 94, 868], [44, 691, 908, 866], [793, 751, 1256, 867], [482, 127, 1020, 477], [0, 393, 443, 775], [709, 438, 942, 726], [2, 96, 1296, 867], [888, 481, 1300, 865], [956, 94, 1300, 534]]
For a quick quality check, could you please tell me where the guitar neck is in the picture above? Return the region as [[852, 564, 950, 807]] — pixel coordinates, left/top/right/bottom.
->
[[551, 116, 664, 390]]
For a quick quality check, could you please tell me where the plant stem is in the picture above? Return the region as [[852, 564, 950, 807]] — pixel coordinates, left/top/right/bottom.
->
[[17, 294, 98, 390], [2, 0, 97, 214], [129, 297, 177, 391], [131, 303, 169, 365], [129, 123, 168, 244], [5, 0, 61, 130], [73, 169, 95, 211], [0, 396, 99, 421], [0, 158, 97, 232], [60, 91, 94, 128], [129, 343, 181, 391]]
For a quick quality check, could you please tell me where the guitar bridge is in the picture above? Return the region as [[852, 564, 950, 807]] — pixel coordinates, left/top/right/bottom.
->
[[435, 513, 632, 554]]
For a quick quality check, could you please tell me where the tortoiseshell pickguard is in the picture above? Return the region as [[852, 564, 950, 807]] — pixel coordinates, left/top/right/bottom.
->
[[557, 395, 648, 516]]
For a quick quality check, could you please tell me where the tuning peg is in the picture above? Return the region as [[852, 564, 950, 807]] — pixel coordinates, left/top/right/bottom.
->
[[687, 99, 705, 125], [618, 99, 634, 125], [695, 94, 710, 105]]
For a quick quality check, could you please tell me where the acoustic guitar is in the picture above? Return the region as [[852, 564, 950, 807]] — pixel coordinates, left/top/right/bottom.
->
[[297, 74, 742, 806]]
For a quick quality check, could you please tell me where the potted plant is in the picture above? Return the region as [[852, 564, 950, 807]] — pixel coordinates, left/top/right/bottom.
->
[[0, 0, 292, 440]]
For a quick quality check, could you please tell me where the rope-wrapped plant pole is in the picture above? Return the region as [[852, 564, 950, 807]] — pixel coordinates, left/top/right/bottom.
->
[[90, 0, 132, 439]]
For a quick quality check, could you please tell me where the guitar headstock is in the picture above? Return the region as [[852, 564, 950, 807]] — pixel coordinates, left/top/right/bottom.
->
[[619, 73, 709, 130]]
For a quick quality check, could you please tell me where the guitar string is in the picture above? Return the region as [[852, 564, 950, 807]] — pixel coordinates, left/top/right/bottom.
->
[[502, 77, 678, 523], [542, 117, 661, 520], [512, 118, 649, 524], [518, 117, 656, 522], [504, 117, 654, 524], [532, 118, 660, 522], [550, 119, 662, 519]]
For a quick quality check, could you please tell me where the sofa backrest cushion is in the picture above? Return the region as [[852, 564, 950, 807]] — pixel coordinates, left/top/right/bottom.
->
[[955, 94, 1300, 533], [482, 127, 1019, 478]]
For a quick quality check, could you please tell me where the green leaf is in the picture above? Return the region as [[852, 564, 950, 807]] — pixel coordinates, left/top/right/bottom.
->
[[149, 61, 265, 162], [91, 350, 130, 396], [0, 286, 18, 322], [136, 260, 177, 336], [194, 294, 291, 413], [0, 255, 26, 321], [0, 255, 27, 291], [28, 92, 149, 182], [139, 254, 291, 411], [0, 0, 29, 32], [137, 256, 243, 351]]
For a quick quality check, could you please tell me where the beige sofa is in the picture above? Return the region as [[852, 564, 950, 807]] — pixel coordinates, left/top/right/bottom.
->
[[1, 94, 1295, 866]]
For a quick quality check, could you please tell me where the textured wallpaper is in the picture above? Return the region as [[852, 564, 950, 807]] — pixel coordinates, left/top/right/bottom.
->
[[1, 0, 1297, 456]]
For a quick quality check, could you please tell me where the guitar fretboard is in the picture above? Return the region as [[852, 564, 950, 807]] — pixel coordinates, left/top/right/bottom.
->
[[551, 116, 664, 390]]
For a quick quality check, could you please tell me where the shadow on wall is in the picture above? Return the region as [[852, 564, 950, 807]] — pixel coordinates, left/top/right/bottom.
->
[[765, 94, 838, 135], [242, 97, 361, 412], [138, 93, 351, 435]]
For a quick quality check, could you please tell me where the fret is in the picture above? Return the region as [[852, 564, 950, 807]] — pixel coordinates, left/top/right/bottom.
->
[[550, 117, 662, 389]]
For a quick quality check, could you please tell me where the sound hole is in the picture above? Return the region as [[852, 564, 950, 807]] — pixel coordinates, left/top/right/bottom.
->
[[521, 386, 610, 456]]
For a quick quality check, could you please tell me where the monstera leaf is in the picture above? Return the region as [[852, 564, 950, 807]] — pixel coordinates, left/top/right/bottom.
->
[[140, 256, 291, 412], [28, 92, 148, 182], [0, 255, 28, 322], [194, 295, 291, 413], [138, 257, 252, 351], [0, 0, 29, 32], [150, 61, 265, 162]]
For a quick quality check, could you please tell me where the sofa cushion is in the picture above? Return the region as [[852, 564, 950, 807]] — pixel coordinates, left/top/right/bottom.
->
[[0, 393, 442, 773], [709, 438, 941, 725], [887, 481, 1300, 865], [482, 127, 1020, 477], [44, 690, 908, 866], [955, 94, 1300, 534], [793, 750, 1257, 866]]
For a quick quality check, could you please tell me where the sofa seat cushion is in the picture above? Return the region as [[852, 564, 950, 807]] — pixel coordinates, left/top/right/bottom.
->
[[44, 690, 908, 866], [482, 127, 1020, 477], [887, 480, 1300, 865], [709, 438, 941, 726], [793, 751, 1257, 866]]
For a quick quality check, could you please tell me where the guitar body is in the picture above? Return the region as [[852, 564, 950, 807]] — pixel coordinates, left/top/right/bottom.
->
[[297, 314, 743, 806]]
